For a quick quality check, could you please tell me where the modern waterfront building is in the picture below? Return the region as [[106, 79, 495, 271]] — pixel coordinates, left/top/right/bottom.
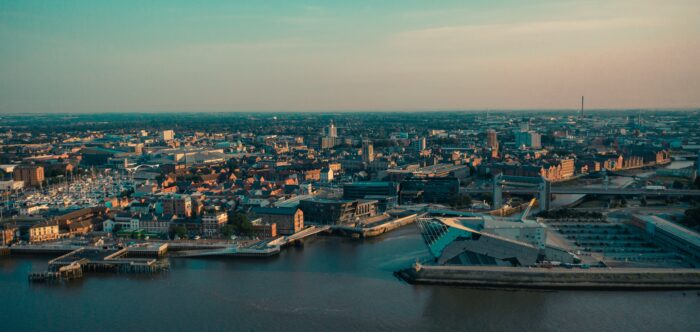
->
[[416, 214, 576, 266], [298, 198, 376, 225]]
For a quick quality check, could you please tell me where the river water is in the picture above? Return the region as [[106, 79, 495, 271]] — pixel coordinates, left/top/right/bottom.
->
[[1, 227, 699, 332]]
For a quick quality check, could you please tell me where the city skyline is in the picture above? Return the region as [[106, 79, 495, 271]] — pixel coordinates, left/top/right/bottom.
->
[[1, 0, 699, 113]]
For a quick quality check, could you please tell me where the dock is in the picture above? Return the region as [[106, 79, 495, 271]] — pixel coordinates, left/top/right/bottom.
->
[[28, 262, 83, 282], [29, 247, 169, 283], [0, 246, 9, 256]]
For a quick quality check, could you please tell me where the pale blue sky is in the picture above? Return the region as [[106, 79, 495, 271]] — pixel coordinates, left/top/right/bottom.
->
[[1, 1, 698, 113]]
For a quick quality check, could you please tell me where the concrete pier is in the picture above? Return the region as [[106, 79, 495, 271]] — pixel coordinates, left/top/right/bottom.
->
[[396, 264, 700, 290]]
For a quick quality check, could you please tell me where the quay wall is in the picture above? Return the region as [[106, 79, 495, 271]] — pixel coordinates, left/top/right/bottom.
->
[[397, 265, 700, 290], [332, 214, 417, 238]]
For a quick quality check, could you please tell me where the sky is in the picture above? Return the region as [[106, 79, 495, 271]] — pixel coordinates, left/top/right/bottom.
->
[[0, 0, 699, 113]]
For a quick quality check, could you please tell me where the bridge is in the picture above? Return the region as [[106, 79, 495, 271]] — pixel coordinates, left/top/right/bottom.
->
[[461, 187, 700, 196], [267, 225, 331, 247], [465, 173, 700, 212], [172, 226, 330, 257]]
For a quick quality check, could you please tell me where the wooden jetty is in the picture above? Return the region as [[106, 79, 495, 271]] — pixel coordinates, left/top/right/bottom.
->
[[29, 247, 169, 283], [29, 262, 83, 282]]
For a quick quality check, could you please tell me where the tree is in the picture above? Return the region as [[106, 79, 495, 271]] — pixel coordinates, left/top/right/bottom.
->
[[221, 225, 236, 238], [228, 212, 253, 235]]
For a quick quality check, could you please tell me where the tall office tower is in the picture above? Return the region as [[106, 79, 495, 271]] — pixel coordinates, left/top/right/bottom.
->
[[321, 121, 338, 149], [161, 129, 175, 141], [486, 129, 498, 149], [362, 139, 375, 163], [324, 121, 338, 138]]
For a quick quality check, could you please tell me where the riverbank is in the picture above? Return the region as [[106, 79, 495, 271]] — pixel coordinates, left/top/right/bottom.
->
[[396, 264, 700, 290]]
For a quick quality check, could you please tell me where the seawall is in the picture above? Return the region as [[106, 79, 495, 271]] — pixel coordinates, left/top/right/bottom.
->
[[396, 265, 700, 290]]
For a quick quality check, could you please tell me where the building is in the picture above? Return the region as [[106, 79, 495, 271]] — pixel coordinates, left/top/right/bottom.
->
[[324, 121, 338, 138], [629, 215, 700, 263], [28, 221, 59, 243], [1, 224, 17, 246], [251, 207, 304, 235], [362, 140, 374, 163], [161, 130, 175, 141], [398, 177, 460, 204], [299, 198, 376, 225], [0, 180, 24, 192], [486, 129, 498, 149], [139, 214, 171, 234], [343, 182, 398, 200], [161, 195, 192, 218], [413, 137, 427, 154], [320, 168, 334, 182], [201, 211, 228, 236], [13, 165, 44, 187], [416, 215, 575, 266], [515, 131, 541, 149], [386, 164, 469, 182], [112, 213, 140, 231], [251, 218, 277, 238], [321, 136, 338, 149], [54, 207, 108, 235]]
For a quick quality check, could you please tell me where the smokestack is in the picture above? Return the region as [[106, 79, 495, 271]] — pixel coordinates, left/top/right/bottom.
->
[[580, 96, 584, 118]]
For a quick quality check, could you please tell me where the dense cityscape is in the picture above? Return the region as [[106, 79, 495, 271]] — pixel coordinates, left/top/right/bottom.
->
[[1, 110, 699, 288], [3, 1, 700, 331]]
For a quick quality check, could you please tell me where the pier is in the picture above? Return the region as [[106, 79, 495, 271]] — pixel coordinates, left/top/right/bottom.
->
[[29, 247, 169, 283]]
